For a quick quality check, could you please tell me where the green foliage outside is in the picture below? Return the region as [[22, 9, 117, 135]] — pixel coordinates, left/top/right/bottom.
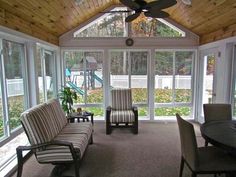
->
[[74, 88, 191, 116], [0, 88, 192, 137], [0, 96, 24, 138], [155, 107, 191, 116]]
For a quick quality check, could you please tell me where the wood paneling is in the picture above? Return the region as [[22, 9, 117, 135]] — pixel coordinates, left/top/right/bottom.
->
[[0, 0, 236, 44], [200, 23, 236, 44], [0, 0, 114, 45]]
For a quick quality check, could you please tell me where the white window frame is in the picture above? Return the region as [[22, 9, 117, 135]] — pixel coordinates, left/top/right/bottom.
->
[[154, 49, 196, 119], [0, 39, 28, 146]]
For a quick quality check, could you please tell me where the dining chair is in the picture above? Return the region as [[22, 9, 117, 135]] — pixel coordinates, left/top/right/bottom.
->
[[176, 113, 236, 177], [203, 103, 232, 146], [203, 103, 232, 123]]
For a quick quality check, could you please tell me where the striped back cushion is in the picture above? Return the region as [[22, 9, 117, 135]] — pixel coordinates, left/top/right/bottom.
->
[[111, 88, 132, 110], [47, 99, 67, 130], [21, 104, 58, 145]]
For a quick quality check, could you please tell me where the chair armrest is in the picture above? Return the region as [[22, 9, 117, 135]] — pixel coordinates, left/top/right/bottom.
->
[[106, 106, 112, 112], [132, 106, 138, 111], [16, 141, 78, 177], [16, 140, 77, 160]]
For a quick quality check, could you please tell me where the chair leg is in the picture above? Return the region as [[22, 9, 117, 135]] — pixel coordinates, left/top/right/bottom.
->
[[179, 156, 184, 177], [74, 160, 80, 177], [16, 147, 23, 177], [90, 135, 93, 144], [106, 121, 111, 135], [134, 123, 138, 134], [205, 140, 208, 147]]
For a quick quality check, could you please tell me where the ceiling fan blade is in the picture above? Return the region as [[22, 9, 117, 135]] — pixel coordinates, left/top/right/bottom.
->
[[144, 10, 169, 18], [146, 0, 177, 10], [120, 0, 140, 10], [125, 13, 141, 22], [100, 10, 131, 13]]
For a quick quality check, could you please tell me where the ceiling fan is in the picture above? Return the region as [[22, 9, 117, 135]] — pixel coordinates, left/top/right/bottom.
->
[[103, 0, 177, 22]]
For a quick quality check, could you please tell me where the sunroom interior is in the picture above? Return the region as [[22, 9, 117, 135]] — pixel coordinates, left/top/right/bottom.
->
[[0, 0, 236, 176]]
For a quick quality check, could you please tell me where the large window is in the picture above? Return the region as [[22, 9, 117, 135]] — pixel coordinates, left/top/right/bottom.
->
[[110, 50, 148, 116], [37, 46, 57, 103], [0, 40, 28, 170], [2, 40, 27, 132], [155, 51, 194, 118], [64, 51, 104, 117]]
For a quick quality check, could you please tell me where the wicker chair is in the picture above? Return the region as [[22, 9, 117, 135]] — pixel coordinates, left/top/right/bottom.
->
[[203, 103, 232, 146], [106, 88, 138, 134], [176, 113, 236, 177]]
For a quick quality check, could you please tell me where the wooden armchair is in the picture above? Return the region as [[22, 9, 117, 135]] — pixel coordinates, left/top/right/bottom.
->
[[106, 88, 138, 134]]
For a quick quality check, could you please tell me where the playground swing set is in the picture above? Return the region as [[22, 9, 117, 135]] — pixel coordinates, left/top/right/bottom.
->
[[66, 56, 103, 96]]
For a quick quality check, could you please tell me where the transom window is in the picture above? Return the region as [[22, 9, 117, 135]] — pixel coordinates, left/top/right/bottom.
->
[[73, 8, 185, 38]]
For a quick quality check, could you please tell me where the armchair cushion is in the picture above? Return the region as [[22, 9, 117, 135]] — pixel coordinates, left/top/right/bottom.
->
[[110, 110, 135, 123], [111, 88, 132, 110]]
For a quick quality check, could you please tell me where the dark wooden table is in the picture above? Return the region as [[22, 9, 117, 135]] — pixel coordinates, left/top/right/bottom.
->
[[67, 111, 94, 125], [201, 120, 236, 177], [201, 120, 236, 153]]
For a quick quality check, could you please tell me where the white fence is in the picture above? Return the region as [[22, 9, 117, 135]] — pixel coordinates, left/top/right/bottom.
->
[[2, 77, 52, 97], [2, 75, 213, 97]]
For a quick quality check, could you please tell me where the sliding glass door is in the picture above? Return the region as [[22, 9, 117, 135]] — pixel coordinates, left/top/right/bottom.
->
[[154, 50, 194, 119], [2, 40, 27, 133], [110, 50, 149, 117], [197, 50, 217, 121], [37, 46, 57, 103], [64, 51, 104, 117]]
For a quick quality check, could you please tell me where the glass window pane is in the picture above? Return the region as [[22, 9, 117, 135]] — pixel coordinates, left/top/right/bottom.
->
[[83, 107, 104, 118], [84, 52, 103, 104], [155, 51, 173, 103], [65, 51, 85, 104], [139, 107, 148, 117], [36, 47, 44, 103], [44, 51, 55, 100], [65, 51, 104, 105], [202, 54, 215, 104], [74, 8, 126, 37], [37, 48, 56, 103], [110, 51, 129, 88], [131, 14, 185, 37], [175, 51, 193, 103], [155, 107, 191, 117], [130, 51, 148, 104], [0, 86, 4, 139], [3, 40, 26, 132]]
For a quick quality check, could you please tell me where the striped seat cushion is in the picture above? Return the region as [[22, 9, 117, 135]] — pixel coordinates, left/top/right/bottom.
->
[[111, 88, 132, 110], [110, 110, 135, 123], [36, 133, 88, 162], [60, 122, 93, 140]]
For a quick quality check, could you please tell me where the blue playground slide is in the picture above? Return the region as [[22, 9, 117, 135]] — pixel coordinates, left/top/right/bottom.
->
[[93, 73, 103, 85], [66, 81, 85, 96]]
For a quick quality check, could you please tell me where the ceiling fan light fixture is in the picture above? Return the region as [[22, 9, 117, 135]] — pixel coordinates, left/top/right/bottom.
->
[[182, 0, 192, 5]]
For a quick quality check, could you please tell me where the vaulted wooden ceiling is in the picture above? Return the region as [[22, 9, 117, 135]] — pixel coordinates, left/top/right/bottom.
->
[[0, 0, 235, 45]]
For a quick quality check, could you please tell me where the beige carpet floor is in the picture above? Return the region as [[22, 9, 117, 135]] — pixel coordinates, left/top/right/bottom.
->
[[11, 121, 225, 177]]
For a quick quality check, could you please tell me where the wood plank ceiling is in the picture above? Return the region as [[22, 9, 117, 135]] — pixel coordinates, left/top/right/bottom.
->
[[0, 0, 235, 45]]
